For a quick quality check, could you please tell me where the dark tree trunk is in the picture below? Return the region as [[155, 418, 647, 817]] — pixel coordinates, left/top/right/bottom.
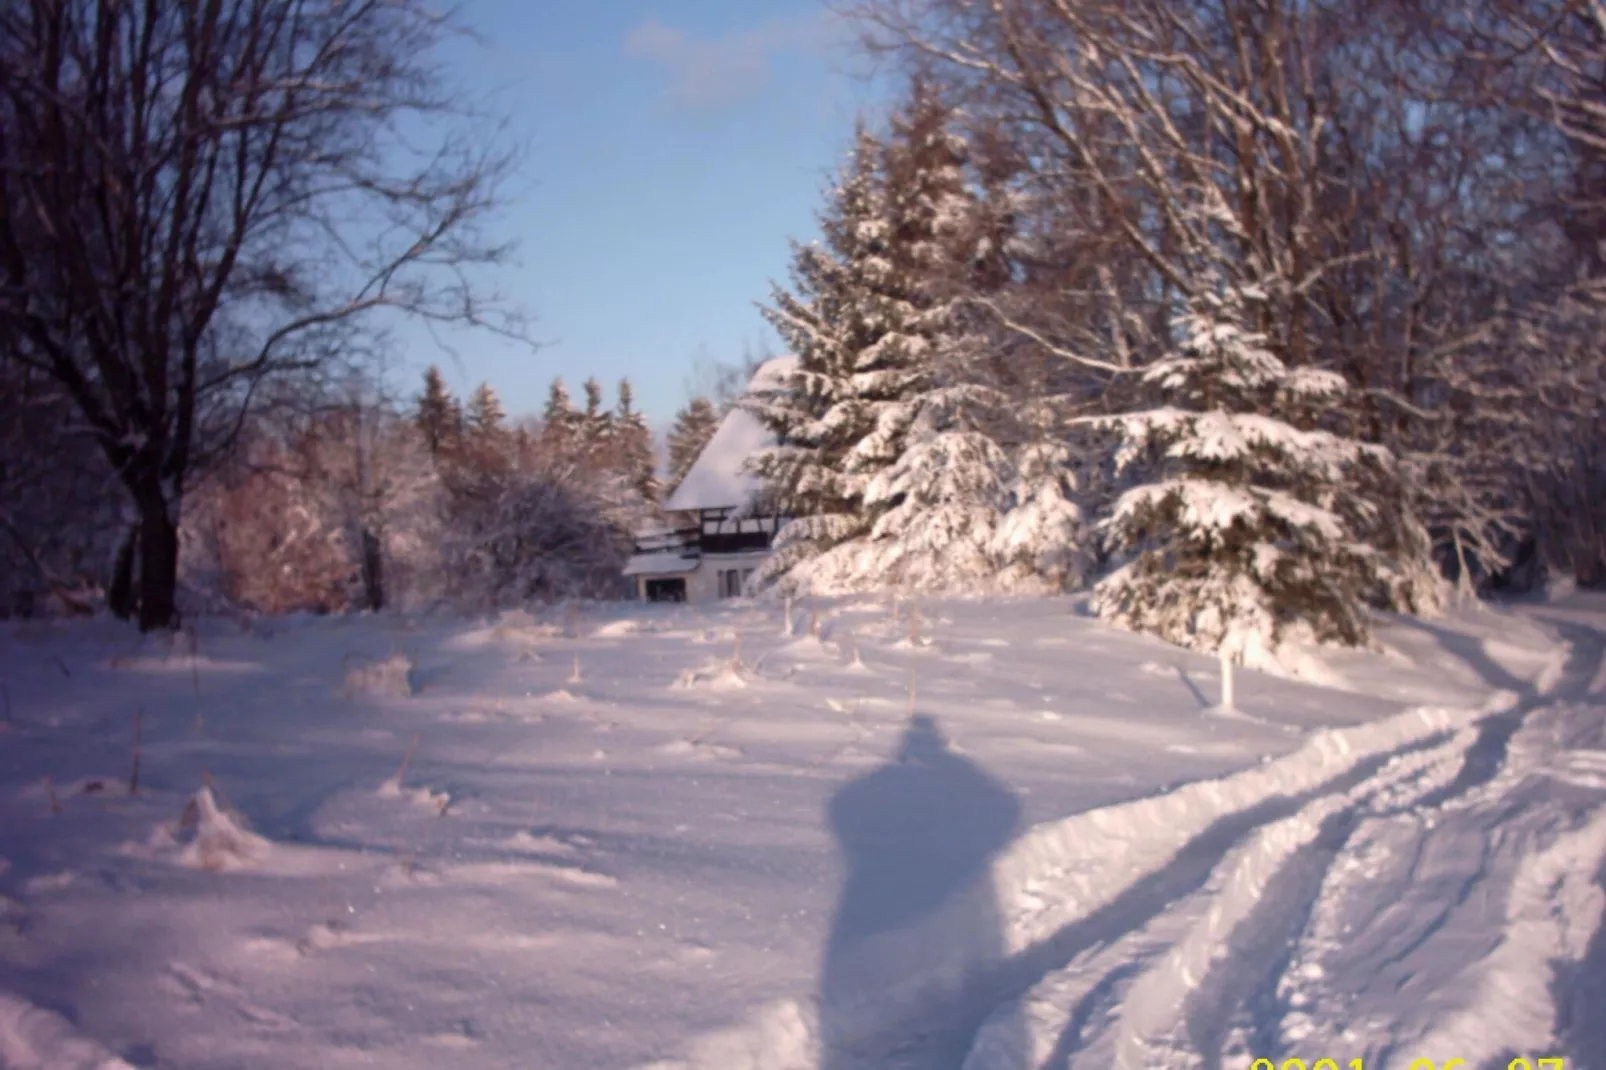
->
[[360, 526, 384, 611], [107, 525, 139, 620], [135, 496, 180, 632]]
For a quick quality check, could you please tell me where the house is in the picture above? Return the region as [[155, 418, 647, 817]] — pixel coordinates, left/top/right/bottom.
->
[[623, 356, 796, 603]]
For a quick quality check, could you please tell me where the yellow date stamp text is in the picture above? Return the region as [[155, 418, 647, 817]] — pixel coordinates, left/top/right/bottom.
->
[[1239, 1053, 1567, 1060]]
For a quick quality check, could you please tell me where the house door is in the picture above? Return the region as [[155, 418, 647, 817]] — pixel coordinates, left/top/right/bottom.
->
[[645, 578, 687, 603]]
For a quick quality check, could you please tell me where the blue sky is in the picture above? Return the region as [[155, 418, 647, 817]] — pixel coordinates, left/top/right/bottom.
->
[[399, 0, 884, 431]]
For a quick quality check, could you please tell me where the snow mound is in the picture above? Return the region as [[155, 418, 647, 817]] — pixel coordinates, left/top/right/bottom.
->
[[658, 739, 744, 761], [637, 998, 818, 1070], [19, 775, 128, 805], [444, 612, 559, 651], [105, 654, 262, 675], [1237, 627, 1349, 689], [343, 653, 416, 698], [780, 636, 837, 660], [673, 660, 751, 690], [0, 991, 135, 1070], [504, 830, 583, 856], [592, 619, 642, 638], [176, 786, 272, 872], [377, 777, 451, 814]]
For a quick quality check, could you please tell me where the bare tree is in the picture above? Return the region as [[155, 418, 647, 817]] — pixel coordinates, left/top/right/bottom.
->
[[849, 0, 1605, 596], [0, 0, 525, 630], [0, 359, 121, 614]]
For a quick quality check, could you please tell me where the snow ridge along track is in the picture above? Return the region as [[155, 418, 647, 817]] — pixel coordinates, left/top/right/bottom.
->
[[648, 621, 1602, 1070], [967, 616, 1606, 1070]]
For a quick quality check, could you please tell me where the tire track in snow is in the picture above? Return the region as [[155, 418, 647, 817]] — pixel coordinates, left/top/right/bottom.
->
[[645, 622, 1596, 1070], [967, 619, 1598, 1070], [1257, 626, 1606, 1070], [646, 710, 1498, 1070], [1098, 727, 1487, 1070]]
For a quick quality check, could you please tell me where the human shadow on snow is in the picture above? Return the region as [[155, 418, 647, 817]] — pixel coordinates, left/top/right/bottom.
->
[[820, 714, 1026, 1070]]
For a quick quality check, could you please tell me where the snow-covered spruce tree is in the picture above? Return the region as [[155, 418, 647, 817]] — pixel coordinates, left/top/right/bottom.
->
[[466, 382, 505, 437], [862, 381, 1013, 589], [614, 379, 660, 504], [756, 88, 1013, 594], [853, 84, 1017, 591], [1088, 289, 1394, 665], [666, 396, 720, 494], [748, 126, 893, 592], [579, 376, 613, 466], [992, 426, 1093, 592], [540, 378, 583, 460]]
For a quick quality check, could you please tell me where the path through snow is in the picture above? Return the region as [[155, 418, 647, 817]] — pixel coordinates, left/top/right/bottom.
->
[[652, 607, 1606, 1070]]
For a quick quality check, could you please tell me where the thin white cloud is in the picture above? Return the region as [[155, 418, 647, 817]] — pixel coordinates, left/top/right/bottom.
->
[[623, 13, 841, 111]]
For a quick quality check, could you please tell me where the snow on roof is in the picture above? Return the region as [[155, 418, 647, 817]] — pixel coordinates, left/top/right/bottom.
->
[[622, 553, 701, 577], [663, 356, 798, 513]]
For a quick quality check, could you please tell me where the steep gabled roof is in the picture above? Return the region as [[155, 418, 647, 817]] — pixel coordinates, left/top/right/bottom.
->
[[662, 356, 797, 513]]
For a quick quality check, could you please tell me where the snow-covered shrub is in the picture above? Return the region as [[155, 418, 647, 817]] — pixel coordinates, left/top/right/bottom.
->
[[437, 461, 636, 608], [343, 652, 417, 698]]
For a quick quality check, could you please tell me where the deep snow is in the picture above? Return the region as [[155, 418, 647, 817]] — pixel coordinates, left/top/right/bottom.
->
[[0, 593, 1601, 1069]]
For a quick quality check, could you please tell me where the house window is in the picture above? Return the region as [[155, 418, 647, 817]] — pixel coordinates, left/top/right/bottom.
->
[[645, 578, 687, 602], [719, 569, 756, 598]]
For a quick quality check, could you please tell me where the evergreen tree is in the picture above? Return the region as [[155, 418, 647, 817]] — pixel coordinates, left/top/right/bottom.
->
[[416, 366, 461, 457], [466, 382, 505, 436], [580, 376, 612, 463], [863, 383, 1013, 590], [851, 81, 1019, 591], [749, 126, 894, 592], [667, 396, 721, 493], [615, 379, 659, 503], [540, 378, 581, 458], [1088, 289, 1394, 663], [992, 432, 1093, 592]]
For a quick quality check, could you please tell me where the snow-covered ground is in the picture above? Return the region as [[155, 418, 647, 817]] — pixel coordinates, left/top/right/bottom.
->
[[0, 593, 1601, 1069]]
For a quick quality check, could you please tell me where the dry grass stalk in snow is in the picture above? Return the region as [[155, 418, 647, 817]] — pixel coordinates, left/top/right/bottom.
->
[[185, 625, 201, 697], [392, 733, 421, 786], [343, 652, 417, 698], [129, 708, 143, 795], [377, 734, 450, 814], [177, 785, 271, 871]]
